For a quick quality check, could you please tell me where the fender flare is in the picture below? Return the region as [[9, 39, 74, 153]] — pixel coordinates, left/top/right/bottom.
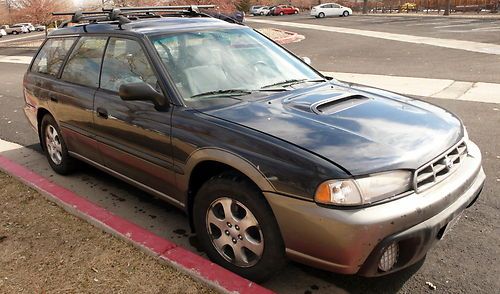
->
[[179, 147, 277, 198]]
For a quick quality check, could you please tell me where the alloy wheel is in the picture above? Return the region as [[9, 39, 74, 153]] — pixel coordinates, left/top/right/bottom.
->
[[206, 197, 264, 267], [45, 124, 63, 165]]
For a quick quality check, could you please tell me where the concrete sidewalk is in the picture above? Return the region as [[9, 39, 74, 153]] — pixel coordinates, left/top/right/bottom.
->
[[325, 71, 500, 104]]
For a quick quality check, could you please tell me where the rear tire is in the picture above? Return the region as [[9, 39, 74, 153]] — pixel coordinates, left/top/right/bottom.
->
[[40, 114, 77, 175], [279, 11, 284, 16], [193, 174, 286, 282]]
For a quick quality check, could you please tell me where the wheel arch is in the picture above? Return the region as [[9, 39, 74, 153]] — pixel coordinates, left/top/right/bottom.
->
[[182, 148, 276, 231], [36, 107, 52, 150]]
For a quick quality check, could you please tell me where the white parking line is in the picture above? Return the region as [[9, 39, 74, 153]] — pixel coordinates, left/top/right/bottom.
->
[[0, 33, 44, 44], [0, 55, 32, 64], [247, 18, 500, 55], [323, 71, 500, 104]]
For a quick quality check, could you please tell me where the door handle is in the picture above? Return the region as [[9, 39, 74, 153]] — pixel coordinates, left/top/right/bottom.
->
[[96, 107, 108, 119]]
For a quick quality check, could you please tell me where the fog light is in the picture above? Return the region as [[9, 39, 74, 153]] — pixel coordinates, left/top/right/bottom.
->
[[378, 242, 399, 272]]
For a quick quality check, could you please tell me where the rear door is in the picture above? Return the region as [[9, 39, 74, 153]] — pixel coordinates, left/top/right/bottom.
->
[[331, 4, 342, 16], [93, 37, 178, 203], [25, 37, 76, 137], [52, 36, 108, 162]]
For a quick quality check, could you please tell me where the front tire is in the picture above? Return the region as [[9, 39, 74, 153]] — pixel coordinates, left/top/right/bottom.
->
[[279, 11, 284, 16], [318, 12, 325, 18], [41, 114, 77, 175], [193, 174, 286, 282], [343, 10, 350, 17]]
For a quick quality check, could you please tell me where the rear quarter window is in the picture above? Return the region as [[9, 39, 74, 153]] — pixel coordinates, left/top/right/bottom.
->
[[31, 37, 76, 76]]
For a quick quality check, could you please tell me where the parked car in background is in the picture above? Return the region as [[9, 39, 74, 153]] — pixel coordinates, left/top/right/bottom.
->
[[311, 3, 353, 17], [250, 5, 263, 15], [0, 28, 6, 37], [34, 24, 46, 31], [400, 2, 417, 12], [267, 6, 277, 15], [0, 25, 24, 35], [15, 22, 35, 32], [11, 24, 29, 33], [254, 6, 271, 15], [272, 5, 299, 15]]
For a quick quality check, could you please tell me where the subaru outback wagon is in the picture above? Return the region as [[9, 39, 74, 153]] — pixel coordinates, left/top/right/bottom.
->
[[23, 6, 485, 282]]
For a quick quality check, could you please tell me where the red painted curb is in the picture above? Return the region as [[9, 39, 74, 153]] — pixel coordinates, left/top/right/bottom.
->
[[0, 154, 274, 294]]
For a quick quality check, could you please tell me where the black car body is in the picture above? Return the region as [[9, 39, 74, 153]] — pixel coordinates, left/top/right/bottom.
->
[[23, 7, 485, 282]]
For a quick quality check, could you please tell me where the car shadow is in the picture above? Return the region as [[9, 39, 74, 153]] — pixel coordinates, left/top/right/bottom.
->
[[277, 257, 425, 293]]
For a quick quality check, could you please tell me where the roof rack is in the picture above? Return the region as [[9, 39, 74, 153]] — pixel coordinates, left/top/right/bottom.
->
[[52, 5, 242, 29]]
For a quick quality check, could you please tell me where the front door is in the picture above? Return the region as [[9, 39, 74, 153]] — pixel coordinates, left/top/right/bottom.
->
[[92, 37, 178, 203]]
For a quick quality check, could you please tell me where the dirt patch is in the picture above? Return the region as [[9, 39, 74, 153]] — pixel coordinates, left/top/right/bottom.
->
[[256, 28, 304, 44], [0, 172, 214, 294]]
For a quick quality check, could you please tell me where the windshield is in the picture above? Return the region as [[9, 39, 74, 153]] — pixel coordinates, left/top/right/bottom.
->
[[151, 28, 322, 103]]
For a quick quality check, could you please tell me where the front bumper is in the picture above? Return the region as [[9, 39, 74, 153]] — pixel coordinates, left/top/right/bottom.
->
[[264, 140, 485, 276]]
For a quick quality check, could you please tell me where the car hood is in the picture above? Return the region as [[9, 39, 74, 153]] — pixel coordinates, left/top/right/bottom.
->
[[201, 82, 463, 175]]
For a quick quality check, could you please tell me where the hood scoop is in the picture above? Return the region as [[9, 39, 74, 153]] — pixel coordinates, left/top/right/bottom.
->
[[311, 94, 369, 115]]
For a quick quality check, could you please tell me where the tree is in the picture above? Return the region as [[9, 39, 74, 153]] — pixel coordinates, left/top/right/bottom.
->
[[10, 0, 71, 25], [235, 0, 252, 12], [363, 0, 368, 14], [443, 0, 451, 15]]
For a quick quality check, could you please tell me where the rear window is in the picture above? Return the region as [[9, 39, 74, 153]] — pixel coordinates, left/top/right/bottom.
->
[[31, 37, 76, 76]]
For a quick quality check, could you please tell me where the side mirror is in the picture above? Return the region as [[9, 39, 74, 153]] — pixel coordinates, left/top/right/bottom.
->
[[119, 82, 168, 111], [302, 56, 311, 65]]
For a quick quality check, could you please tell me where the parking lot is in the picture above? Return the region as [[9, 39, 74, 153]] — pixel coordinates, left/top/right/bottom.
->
[[0, 14, 499, 293]]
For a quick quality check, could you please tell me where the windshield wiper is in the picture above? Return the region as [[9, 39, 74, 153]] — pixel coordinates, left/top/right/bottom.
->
[[191, 89, 253, 99], [260, 78, 326, 89]]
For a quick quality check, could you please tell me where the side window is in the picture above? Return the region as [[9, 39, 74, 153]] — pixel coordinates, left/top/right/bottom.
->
[[332, 4, 340, 8], [31, 37, 76, 76], [100, 37, 157, 92], [61, 37, 107, 88]]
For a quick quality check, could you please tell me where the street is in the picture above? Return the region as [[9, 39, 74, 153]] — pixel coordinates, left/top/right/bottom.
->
[[0, 14, 499, 293]]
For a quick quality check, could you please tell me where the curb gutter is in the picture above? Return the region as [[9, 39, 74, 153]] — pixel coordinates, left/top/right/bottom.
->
[[0, 154, 274, 294]]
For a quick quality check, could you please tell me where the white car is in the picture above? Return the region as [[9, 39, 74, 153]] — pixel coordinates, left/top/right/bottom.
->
[[0, 28, 7, 37], [15, 23, 35, 32], [255, 6, 272, 16], [310, 3, 353, 18], [11, 24, 30, 33]]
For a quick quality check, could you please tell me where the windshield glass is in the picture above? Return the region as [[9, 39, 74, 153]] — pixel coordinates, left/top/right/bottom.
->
[[151, 28, 322, 103]]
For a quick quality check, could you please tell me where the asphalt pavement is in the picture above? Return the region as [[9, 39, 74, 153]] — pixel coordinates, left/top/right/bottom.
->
[[0, 17, 499, 293], [249, 14, 500, 84]]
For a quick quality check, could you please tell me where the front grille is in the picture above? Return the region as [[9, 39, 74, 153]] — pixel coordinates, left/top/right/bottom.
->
[[414, 140, 468, 192]]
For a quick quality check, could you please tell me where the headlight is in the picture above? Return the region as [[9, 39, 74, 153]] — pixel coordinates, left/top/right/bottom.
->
[[315, 170, 412, 206]]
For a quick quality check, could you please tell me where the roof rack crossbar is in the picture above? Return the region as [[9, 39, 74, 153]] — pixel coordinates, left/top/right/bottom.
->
[[102, 5, 215, 12], [52, 5, 244, 29]]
